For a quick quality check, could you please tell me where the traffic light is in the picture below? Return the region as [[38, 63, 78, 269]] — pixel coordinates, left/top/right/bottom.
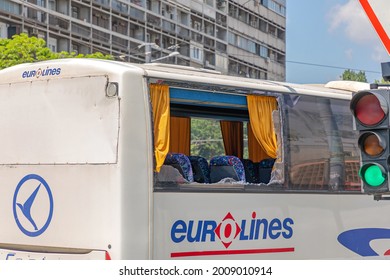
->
[[350, 88, 390, 194]]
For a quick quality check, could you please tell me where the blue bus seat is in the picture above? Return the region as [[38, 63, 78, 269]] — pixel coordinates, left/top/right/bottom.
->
[[164, 153, 194, 182], [189, 156, 210, 183], [241, 158, 257, 183], [209, 155, 246, 183], [257, 158, 275, 184]]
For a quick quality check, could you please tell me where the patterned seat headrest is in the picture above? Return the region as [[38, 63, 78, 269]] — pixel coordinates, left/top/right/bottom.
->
[[210, 155, 245, 182], [164, 153, 194, 182], [189, 156, 210, 183]]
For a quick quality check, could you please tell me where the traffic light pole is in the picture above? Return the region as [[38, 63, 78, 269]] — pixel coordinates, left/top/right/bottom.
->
[[350, 85, 390, 197], [351, 62, 390, 201]]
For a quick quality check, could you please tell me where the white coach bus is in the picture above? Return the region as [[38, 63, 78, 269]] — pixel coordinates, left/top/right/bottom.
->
[[0, 58, 388, 260]]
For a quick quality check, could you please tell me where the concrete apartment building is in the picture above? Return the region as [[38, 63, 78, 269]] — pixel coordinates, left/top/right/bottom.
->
[[0, 0, 286, 80]]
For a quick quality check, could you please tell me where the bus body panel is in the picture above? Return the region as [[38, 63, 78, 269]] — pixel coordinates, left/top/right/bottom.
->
[[0, 76, 118, 164], [117, 70, 154, 260], [0, 60, 152, 259], [154, 192, 390, 259], [0, 165, 121, 258]]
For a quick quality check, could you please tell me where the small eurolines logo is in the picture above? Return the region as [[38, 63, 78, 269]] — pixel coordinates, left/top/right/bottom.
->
[[22, 67, 61, 79]]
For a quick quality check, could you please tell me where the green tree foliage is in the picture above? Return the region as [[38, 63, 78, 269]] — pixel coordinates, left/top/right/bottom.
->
[[373, 78, 390, 84], [0, 33, 112, 70], [340, 69, 367, 82], [190, 118, 225, 159], [190, 119, 249, 159]]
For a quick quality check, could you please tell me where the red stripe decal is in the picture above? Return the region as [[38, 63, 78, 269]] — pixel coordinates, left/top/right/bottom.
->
[[171, 247, 295, 258]]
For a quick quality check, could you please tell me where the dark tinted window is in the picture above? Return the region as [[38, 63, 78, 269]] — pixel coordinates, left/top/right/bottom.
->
[[285, 94, 360, 191]]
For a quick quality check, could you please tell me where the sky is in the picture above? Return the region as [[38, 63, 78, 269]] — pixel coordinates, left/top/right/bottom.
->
[[286, 0, 389, 84]]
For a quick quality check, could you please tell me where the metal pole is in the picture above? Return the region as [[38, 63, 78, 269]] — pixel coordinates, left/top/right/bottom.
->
[[145, 44, 151, 63]]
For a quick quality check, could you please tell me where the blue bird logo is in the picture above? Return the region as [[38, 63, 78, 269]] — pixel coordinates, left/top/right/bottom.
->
[[16, 183, 41, 231], [13, 174, 54, 237]]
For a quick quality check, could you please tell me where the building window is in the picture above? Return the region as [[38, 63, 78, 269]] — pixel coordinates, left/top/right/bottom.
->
[[260, 0, 286, 17], [191, 46, 203, 62], [72, 6, 79, 19], [259, 45, 268, 58]]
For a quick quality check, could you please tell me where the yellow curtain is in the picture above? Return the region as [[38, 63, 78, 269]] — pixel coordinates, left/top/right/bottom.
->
[[247, 95, 277, 159], [150, 84, 170, 172], [247, 122, 268, 162], [170, 116, 190, 155], [220, 121, 243, 158]]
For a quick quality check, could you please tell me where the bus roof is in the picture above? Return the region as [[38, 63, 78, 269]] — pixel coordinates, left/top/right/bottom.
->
[[0, 59, 369, 99], [133, 62, 368, 99]]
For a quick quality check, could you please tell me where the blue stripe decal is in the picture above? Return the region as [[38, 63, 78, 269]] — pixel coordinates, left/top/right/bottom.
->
[[170, 88, 247, 107], [338, 228, 390, 256]]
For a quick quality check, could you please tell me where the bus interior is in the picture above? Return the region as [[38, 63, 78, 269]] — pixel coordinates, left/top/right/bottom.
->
[[147, 74, 361, 194]]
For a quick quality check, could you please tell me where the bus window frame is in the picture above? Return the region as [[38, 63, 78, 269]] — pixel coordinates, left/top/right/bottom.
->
[[149, 79, 361, 195], [149, 79, 286, 191]]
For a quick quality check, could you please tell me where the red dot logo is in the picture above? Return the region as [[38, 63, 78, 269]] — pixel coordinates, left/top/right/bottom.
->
[[215, 212, 241, 248], [36, 68, 42, 78]]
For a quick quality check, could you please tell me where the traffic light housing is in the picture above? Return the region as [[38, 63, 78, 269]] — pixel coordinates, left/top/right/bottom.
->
[[350, 88, 390, 194]]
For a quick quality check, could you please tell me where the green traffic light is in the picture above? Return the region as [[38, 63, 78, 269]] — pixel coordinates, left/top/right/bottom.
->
[[361, 164, 386, 187]]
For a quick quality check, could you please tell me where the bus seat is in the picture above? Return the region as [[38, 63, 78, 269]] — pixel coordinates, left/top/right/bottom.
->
[[164, 153, 194, 182], [189, 156, 210, 183], [209, 155, 246, 183], [257, 158, 275, 184], [241, 159, 257, 183]]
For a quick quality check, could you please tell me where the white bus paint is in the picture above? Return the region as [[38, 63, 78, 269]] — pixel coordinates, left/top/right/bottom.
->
[[0, 59, 388, 260]]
